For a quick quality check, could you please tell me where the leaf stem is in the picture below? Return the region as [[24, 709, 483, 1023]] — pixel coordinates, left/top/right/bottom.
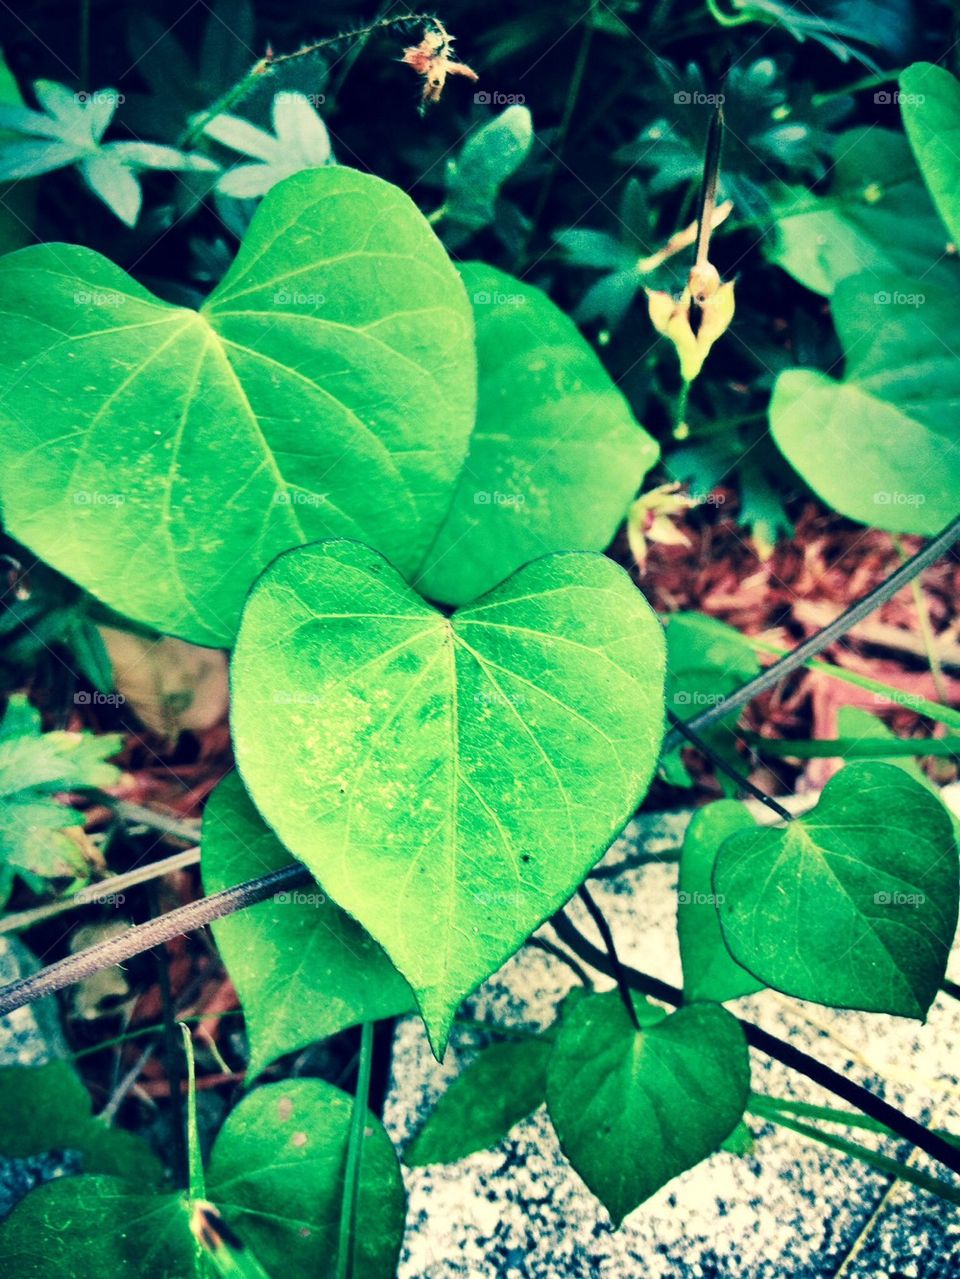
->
[[574, 884, 640, 1029], [665, 709, 793, 821], [661, 514, 960, 753], [180, 1023, 206, 1201], [337, 1021, 375, 1279]]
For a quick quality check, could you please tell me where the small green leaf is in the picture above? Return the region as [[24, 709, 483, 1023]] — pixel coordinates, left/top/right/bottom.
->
[[547, 991, 750, 1223], [415, 263, 659, 606], [714, 762, 959, 1018], [770, 273, 960, 535], [406, 1036, 552, 1165], [444, 106, 533, 231], [900, 62, 960, 246], [0, 167, 476, 645], [0, 1060, 163, 1182], [206, 1080, 405, 1279], [202, 772, 414, 1080], [678, 801, 764, 1003], [232, 541, 666, 1052]]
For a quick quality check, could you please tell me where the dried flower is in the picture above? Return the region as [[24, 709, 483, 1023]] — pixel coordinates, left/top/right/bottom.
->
[[627, 482, 699, 572], [646, 261, 735, 383], [402, 20, 477, 111]]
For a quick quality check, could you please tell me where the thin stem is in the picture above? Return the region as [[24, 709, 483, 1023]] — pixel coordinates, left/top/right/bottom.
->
[[154, 891, 187, 1190], [526, 935, 594, 987], [573, 885, 639, 1028], [941, 979, 960, 1002], [693, 101, 724, 270], [895, 536, 949, 703], [337, 1021, 375, 1279], [665, 710, 793, 822], [79, 0, 91, 89], [661, 515, 960, 753], [72, 1010, 242, 1060], [548, 913, 960, 1178], [180, 1024, 206, 1201]]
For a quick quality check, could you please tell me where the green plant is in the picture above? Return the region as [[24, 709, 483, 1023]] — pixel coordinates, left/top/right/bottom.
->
[[0, 13, 959, 1276]]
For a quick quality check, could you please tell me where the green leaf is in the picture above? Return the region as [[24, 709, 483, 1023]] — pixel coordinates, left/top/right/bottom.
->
[[0, 167, 476, 646], [205, 1079, 406, 1279], [770, 272, 960, 534], [900, 62, 960, 246], [443, 106, 533, 231], [678, 801, 764, 1003], [769, 128, 955, 295], [662, 612, 760, 792], [0, 694, 121, 903], [415, 263, 659, 606], [406, 1035, 552, 1165], [0, 1178, 201, 1279], [232, 540, 666, 1052], [546, 991, 750, 1223], [714, 762, 959, 1019], [0, 1060, 163, 1182], [1, 1079, 405, 1279], [202, 771, 414, 1080]]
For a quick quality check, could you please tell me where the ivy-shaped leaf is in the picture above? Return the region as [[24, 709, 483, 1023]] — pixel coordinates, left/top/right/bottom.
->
[[0, 694, 121, 905], [770, 272, 960, 535], [900, 62, 960, 247], [414, 263, 659, 605], [442, 105, 533, 234], [678, 800, 764, 1003], [1, 1079, 405, 1279], [0, 166, 477, 646], [231, 540, 666, 1052], [714, 762, 959, 1018], [202, 771, 414, 1080], [546, 991, 750, 1223], [0, 81, 217, 225]]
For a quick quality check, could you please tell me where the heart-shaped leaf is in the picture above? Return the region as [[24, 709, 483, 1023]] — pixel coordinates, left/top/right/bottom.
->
[[0, 1079, 405, 1279], [546, 991, 750, 1224], [0, 166, 476, 646], [231, 539, 666, 1052], [770, 273, 960, 534], [900, 63, 960, 246], [202, 771, 414, 1080], [677, 800, 764, 1003], [414, 263, 659, 605], [714, 762, 959, 1018]]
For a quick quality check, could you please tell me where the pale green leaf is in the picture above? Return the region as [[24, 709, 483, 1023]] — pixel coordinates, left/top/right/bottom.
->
[[232, 541, 666, 1051], [900, 62, 960, 246]]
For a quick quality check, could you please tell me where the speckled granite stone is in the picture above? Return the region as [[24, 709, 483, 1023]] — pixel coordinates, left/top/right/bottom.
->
[[385, 796, 960, 1278]]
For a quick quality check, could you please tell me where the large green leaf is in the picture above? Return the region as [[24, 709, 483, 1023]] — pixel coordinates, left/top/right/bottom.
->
[[202, 771, 414, 1080], [677, 801, 764, 1003], [714, 762, 959, 1019], [770, 272, 960, 534], [0, 1060, 163, 1183], [0, 167, 476, 646], [231, 540, 666, 1052], [768, 128, 955, 296], [415, 263, 659, 605], [546, 991, 750, 1224], [206, 1080, 406, 1279], [900, 62, 960, 246], [1, 1079, 405, 1279]]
